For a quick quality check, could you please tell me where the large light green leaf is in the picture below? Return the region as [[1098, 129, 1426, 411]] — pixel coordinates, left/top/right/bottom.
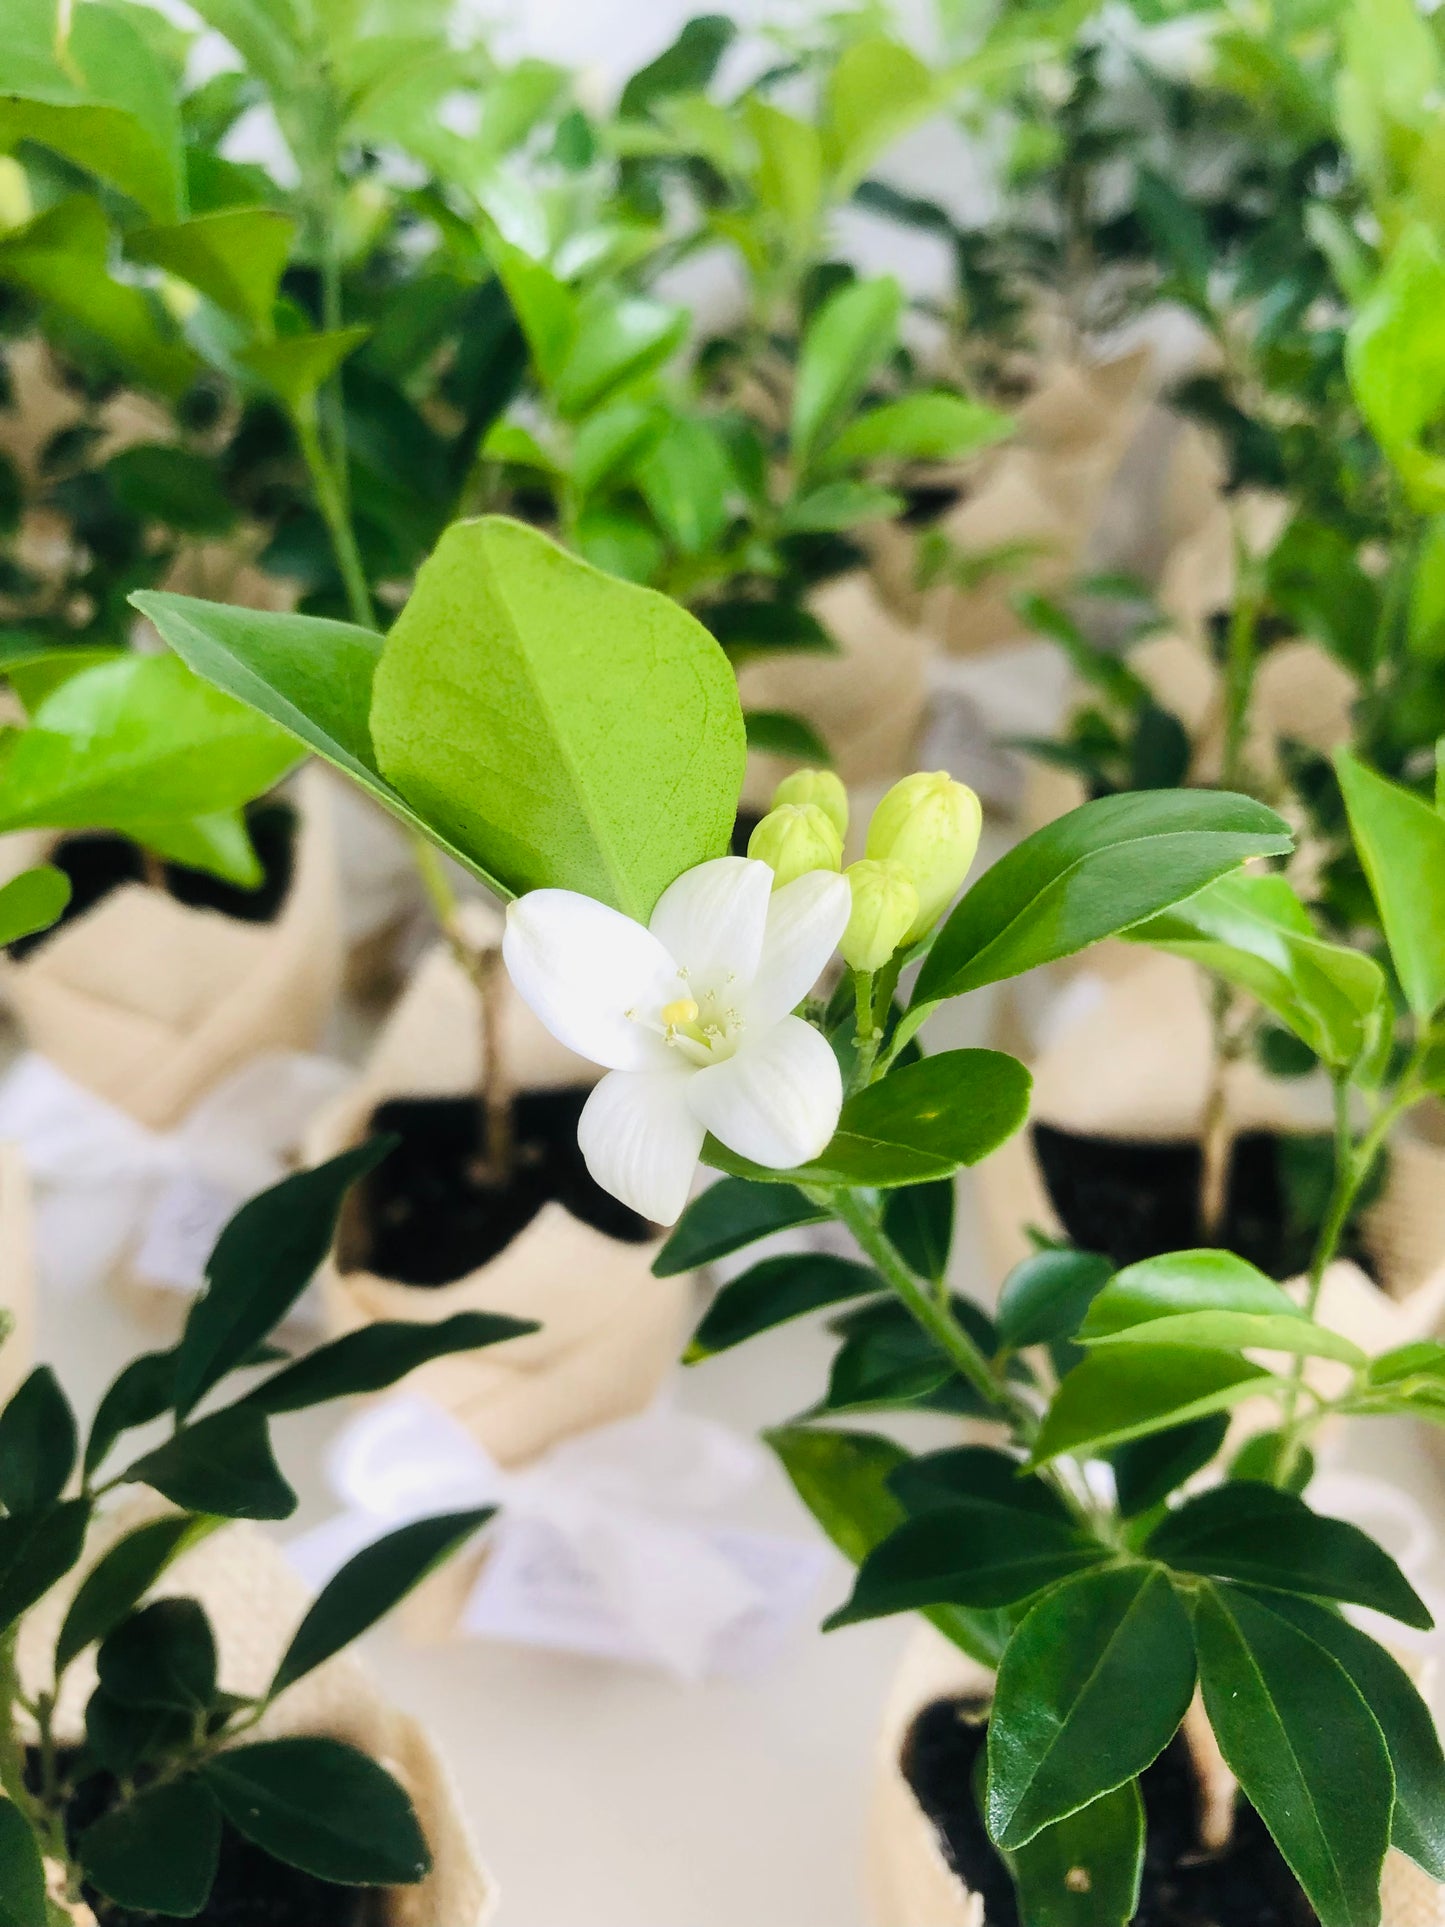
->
[[1129, 870, 1389, 1072], [1031, 1347, 1273, 1465], [905, 791, 1292, 1040], [824, 35, 937, 191], [1080, 1249, 1304, 1335], [0, 656, 301, 838], [1193, 1582, 1393, 1927], [368, 517, 746, 917], [987, 1563, 1194, 1848], [128, 208, 295, 336], [0, 0, 185, 220], [130, 592, 508, 892], [1336, 749, 1445, 1019], [791, 276, 903, 467]]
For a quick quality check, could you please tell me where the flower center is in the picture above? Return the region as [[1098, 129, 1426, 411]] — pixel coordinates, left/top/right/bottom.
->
[[630, 980, 744, 1066]]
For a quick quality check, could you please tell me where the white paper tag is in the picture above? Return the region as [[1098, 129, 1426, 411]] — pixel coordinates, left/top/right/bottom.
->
[[460, 1514, 830, 1679], [131, 1175, 239, 1294]]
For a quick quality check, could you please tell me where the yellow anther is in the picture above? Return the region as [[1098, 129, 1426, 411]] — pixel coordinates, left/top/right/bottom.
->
[[661, 997, 700, 1028]]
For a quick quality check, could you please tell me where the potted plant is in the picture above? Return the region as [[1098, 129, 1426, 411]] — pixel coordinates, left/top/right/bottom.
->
[[0, 1137, 534, 1924]]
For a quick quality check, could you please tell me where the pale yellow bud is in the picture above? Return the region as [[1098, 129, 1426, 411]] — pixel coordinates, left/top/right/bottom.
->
[[0, 159, 32, 235], [747, 803, 844, 889], [840, 859, 918, 973], [865, 770, 982, 943], [770, 768, 848, 840]]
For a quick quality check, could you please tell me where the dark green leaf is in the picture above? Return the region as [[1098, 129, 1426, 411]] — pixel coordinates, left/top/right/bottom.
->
[[57, 1514, 214, 1679], [202, 1738, 430, 1886], [0, 1367, 76, 1514], [0, 1797, 46, 1927], [271, 1508, 494, 1697], [704, 601, 836, 660], [1193, 1582, 1392, 1927], [98, 1598, 217, 1711], [1002, 1781, 1144, 1927], [1032, 1348, 1272, 1465], [0, 1499, 90, 1631], [80, 1778, 221, 1918], [688, 1255, 881, 1360], [1147, 1484, 1431, 1629], [619, 15, 736, 116], [743, 710, 833, 764], [1110, 1414, 1229, 1518], [883, 1179, 954, 1281], [122, 1408, 296, 1521], [107, 445, 235, 537], [652, 1178, 826, 1276], [173, 1140, 393, 1419], [241, 1313, 536, 1415], [85, 1351, 175, 1479], [888, 1446, 1069, 1522], [84, 1690, 192, 1779], [988, 1564, 1193, 1848], [816, 1298, 986, 1417], [996, 1249, 1114, 1350]]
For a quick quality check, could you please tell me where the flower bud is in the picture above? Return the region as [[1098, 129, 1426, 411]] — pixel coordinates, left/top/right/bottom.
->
[[840, 859, 919, 973], [0, 159, 30, 235], [865, 771, 982, 943], [747, 803, 843, 889], [770, 768, 848, 841]]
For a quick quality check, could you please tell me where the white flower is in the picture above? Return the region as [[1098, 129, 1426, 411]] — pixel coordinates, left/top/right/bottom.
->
[[503, 856, 851, 1225]]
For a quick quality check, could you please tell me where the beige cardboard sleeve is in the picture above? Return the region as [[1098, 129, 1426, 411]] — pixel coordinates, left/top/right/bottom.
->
[[308, 904, 693, 1469], [18, 1499, 495, 1927], [0, 766, 342, 1132], [868, 1623, 1445, 1927]]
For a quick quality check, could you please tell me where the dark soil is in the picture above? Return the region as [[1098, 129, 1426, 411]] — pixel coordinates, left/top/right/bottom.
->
[[901, 1696, 1317, 1927], [33, 1748, 378, 1927], [1032, 1123, 1376, 1280], [341, 1091, 653, 1286], [6, 801, 298, 960]]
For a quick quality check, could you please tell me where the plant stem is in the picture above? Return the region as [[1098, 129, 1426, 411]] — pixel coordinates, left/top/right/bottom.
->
[[850, 969, 881, 1093], [1197, 980, 1235, 1240], [1221, 538, 1259, 792], [296, 409, 375, 632]]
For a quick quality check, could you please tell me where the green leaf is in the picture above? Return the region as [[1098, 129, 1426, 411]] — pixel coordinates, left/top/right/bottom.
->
[[84, 1689, 191, 1780], [1259, 1592, 1445, 1880], [1147, 1484, 1431, 1628], [0, 1499, 90, 1631], [127, 208, 295, 335], [271, 1507, 493, 1697], [202, 1738, 430, 1887], [766, 1425, 1008, 1666], [743, 710, 833, 764], [106, 444, 236, 537], [571, 398, 665, 496], [746, 100, 823, 258], [1084, 1310, 1365, 1365], [687, 1255, 882, 1361], [817, 1299, 975, 1416], [0, 1796, 48, 1927], [85, 1351, 175, 1481], [996, 1249, 1114, 1349], [706, 1049, 1031, 1189], [1080, 1249, 1302, 1334], [820, 391, 1011, 472], [129, 595, 504, 895], [484, 232, 574, 387], [0, 1367, 75, 1514], [1129, 871, 1390, 1072], [1192, 1582, 1392, 1927], [1110, 1414, 1230, 1518], [134, 808, 261, 888], [883, 1179, 954, 1282], [0, 1, 185, 219], [1347, 223, 1445, 508], [1230, 1429, 1315, 1493], [987, 1564, 1195, 1848], [888, 1446, 1069, 1522], [636, 416, 734, 556], [792, 276, 902, 466], [173, 1141, 392, 1420], [1031, 1348, 1272, 1465], [0, 865, 69, 948], [1002, 1781, 1144, 1927], [80, 1778, 221, 1918], [238, 326, 370, 416], [57, 1515, 214, 1679], [704, 601, 836, 659], [122, 1407, 296, 1521], [824, 35, 937, 190], [97, 1597, 216, 1712], [619, 15, 736, 117], [909, 791, 1293, 1022], [823, 1500, 1108, 1627], [0, 656, 300, 839], [554, 294, 686, 417], [653, 1178, 826, 1276], [1336, 748, 1445, 1019], [780, 481, 903, 533], [1410, 518, 1445, 659], [241, 1312, 536, 1415], [368, 517, 746, 918]]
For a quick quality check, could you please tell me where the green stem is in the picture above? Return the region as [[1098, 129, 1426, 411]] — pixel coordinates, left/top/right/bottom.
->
[[1221, 542, 1259, 792], [849, 969, 881, 1094], [297, 409, 375, 631]]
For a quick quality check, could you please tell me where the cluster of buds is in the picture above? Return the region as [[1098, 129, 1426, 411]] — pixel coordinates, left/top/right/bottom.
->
[[748, 766, 982, 975]]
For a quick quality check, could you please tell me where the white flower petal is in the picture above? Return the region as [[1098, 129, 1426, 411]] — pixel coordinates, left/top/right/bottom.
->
[[504, 891, 679, 1071], [577, 1068, 706, 1225], [687, 1015, 842, 1170], [648, 856, 772, 993], [745, 870, 851, 1026]]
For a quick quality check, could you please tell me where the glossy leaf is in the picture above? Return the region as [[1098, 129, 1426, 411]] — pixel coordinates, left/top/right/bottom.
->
[[988, 1564, 1195, 1847], [242, 1312, 536, 1415], [0, 1499, 90, 1630], [173, 1141, 392, 1419], [1147, 1483, 1431, 1628], [1002, 1781, 1144, 1927], [554, 294, 686, 416], [80, 1777, 221, 1918], [1031, 1348, 1272, 1465], [202, 1738, 430, 1886], [56, 1513, 212, 1680], [98, 1598, 216, 1712], [636, 416, 734, 555], [996, 1249, 1114, 1350], [652, 1178, 826, 1277], [0, 1796, 48, 1927], [0, 1366, 76, 1514], [688, 1255, 882, 1360], [1337, 748, 1445, 1019], [122, 1407, 296, 1521], [369, 518, 746, 918], [272, 1509, 494, 1697], [888, 1445, 1069, 1522], [0, 865, 69, 949], [127, 208, 295, 335], [85, 1350, 175, 1480], [1110, 1414, 1229, 1518], [1193, 1582, 1392, 1927], [792, 276, 902, 466], [1080, 1249, 1302, 1335], [1084, 1310, 1365, 1365], [883, 1179, 955, 1282]]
